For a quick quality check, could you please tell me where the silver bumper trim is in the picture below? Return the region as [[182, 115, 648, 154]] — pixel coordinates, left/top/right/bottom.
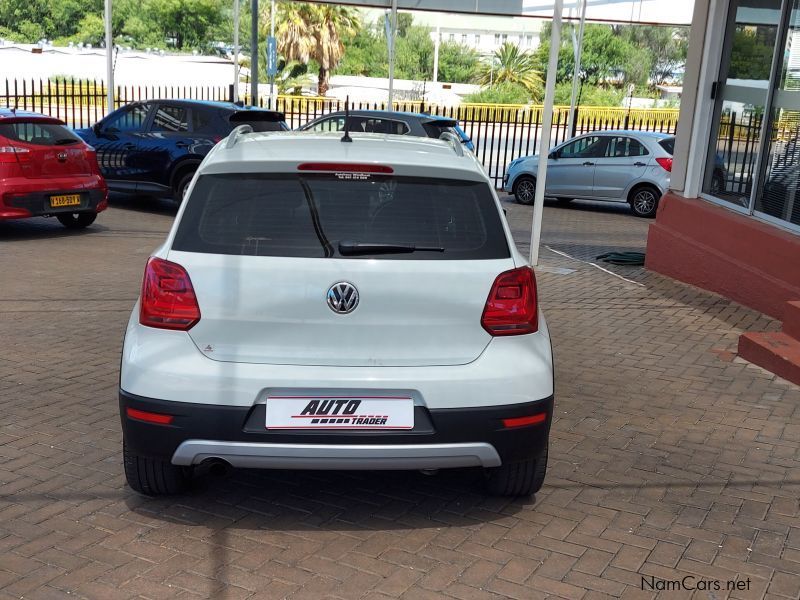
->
[[171, 440, 502, 469]]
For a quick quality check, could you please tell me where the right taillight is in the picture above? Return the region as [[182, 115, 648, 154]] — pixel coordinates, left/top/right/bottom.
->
[[139, 257, 201, 330], [481, 267, 538, 336], [655, 157, 673, 172]]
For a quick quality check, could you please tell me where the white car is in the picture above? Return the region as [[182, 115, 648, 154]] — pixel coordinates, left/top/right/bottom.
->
[[503, 130, 674, 218], [119, 127, 554, 497]]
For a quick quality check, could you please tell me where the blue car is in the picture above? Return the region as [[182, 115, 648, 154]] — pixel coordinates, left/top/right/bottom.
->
[[299, 110, 475, 152], [76, 100, 287, 203]]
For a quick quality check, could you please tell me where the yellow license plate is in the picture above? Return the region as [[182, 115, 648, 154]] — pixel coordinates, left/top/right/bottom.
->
[[50, 194, 82, 207]]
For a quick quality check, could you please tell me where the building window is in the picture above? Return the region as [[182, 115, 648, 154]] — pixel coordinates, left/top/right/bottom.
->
[[501, 33, 508, 43], [461, 33, 467, 44], [703, 0, 780, 210], [449, 33, 455, 42], [475, 34, 481, 45], [526, 35, 533, 47], [494, 33, 500, 44]]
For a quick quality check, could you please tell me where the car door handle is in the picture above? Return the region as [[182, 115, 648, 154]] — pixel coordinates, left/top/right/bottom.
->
[[634, 161, 647, 167], [582, 161, 595, 166]]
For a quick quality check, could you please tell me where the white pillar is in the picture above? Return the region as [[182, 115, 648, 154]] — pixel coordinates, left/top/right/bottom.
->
[[233, 0, 240, 102], [387, 0, 397, 106], [566, 0, 587, 137], [433, 23, 440, 84], [529, 0, 563, 266], [104, 0, 114, 114]]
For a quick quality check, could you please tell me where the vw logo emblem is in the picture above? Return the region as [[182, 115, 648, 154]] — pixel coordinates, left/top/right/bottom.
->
[[327, 282, 359, 314]]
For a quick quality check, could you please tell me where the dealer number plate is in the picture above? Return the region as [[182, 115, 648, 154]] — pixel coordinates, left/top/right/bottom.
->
[[265, 396, 414, 430]]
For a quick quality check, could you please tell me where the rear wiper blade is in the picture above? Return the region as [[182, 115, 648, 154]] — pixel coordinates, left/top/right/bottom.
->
[[53, 138, 79, 145], [338, 240, 445, 255]]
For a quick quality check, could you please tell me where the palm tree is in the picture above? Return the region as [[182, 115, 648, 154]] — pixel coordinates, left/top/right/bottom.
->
[[479, 42, 542, 95], [262, 2, 359, 97]]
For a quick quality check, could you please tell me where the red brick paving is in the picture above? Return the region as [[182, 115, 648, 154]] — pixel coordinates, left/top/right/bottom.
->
[[1, 195, 799, 599]]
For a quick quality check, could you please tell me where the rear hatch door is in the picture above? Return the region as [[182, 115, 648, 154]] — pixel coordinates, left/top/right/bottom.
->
[[168, 170, 513, 367], [0, 119, 93, 177]]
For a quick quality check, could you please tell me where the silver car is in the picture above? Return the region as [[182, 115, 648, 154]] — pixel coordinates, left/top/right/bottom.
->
[[503, 130, 674, 218]]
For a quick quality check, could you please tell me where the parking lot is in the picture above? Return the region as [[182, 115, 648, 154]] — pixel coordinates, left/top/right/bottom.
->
[[1, 195, 799, 600]]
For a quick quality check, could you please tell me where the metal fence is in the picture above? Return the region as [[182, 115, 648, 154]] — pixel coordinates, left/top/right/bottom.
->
[[2, 78, 681, 187]]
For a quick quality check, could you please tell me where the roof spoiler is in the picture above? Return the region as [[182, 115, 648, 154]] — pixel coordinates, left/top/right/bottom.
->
[[421, 116, 458, 127]]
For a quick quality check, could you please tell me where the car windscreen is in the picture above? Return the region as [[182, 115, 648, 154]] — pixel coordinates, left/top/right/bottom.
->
[[0, 121, 81, 146], [229, 111, 288, 132], [172, 173, 510, 260], [658, 137, 675, 155]]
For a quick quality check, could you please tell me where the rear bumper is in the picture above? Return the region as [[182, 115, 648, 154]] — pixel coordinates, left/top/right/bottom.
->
[[0, 175, 107, 219], [120, 390, 553, 468]]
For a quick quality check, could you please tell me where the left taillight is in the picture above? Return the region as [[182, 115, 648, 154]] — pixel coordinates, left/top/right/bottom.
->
[[655, 157, 673, 172], [0, 145, 31, 164], [481, 267, 538, 336], [139, 257, 201, 330]]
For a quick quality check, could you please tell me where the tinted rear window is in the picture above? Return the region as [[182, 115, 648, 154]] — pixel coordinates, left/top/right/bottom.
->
[[0, 122, 81, 146], [658, 137, 675, 154], [172, 173, 509, 260]]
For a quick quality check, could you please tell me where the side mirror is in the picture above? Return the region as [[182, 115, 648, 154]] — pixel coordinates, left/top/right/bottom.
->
[[92, 122, 102, 135], [548, 151, 558, 160]]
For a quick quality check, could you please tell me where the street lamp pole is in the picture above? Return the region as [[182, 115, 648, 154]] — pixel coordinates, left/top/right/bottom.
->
[[233, 0, 240, 102], [566, 0, 588, 138], [104, 0, 114, 113], [387, 0, 397, 107]]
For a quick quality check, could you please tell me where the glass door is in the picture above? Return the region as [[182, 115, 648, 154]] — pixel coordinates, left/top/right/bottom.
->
[[755, 1, 800, 227], [703, 0, 783, 209]]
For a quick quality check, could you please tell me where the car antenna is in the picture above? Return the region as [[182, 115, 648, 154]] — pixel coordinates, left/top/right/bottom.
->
[[341, 96, 352, 143]]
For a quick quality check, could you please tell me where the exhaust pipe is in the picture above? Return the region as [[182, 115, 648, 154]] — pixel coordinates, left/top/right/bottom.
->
[[201, 458, 233, 477]]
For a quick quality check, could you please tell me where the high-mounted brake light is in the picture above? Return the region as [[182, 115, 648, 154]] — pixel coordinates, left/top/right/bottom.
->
[[481, 267, 538, 336], [655, 157, 673, 172], [126, 407, 174, 425], [139, 257, 201, 330], [297, 162, 393, 174], [502, 413, 547, 429]]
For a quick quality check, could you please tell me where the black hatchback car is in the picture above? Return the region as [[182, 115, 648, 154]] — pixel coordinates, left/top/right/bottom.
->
[[76, 100, 287, 203]]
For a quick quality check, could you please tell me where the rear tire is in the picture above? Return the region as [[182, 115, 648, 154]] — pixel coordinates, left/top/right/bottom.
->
[[628, 185, 661, 218], [123, 442, 189, 496], [56, 212, 97, 229], [173, 171, 195, 204], [513, 176, 536, 205], [486, 445, 548, 497]]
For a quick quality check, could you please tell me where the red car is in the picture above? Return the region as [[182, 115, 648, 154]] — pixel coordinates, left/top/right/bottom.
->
[[0, 109, 107, 228]]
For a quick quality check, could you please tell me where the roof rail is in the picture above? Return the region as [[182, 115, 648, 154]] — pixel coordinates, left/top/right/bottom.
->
[[438, 131, 464, 157], [225, 124, 253, 149]]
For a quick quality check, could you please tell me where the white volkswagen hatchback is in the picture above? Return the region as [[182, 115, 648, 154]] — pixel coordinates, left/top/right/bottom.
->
[[119, 127, 554, 497]]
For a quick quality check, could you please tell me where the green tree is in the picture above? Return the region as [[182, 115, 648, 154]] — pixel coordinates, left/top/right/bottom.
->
[[437, 41, 480, 84], [479, 42, 542, 95], [464, 82, 532, 104], [619, 25, 688, 85]]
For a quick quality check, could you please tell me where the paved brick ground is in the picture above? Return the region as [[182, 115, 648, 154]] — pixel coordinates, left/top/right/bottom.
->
[[1, 195, 799, 600]]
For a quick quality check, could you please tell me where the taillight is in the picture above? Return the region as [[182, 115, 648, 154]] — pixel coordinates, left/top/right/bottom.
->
[[502, 413, 547, 428], [0, 146, 31, 163], [655, 157, 673, 172], [139, 257, 201, 330], [481, 267, 538, 336]]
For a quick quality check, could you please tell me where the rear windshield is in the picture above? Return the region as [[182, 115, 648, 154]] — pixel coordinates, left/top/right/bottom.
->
[[0, 122, 81, 146], [658, 137, 675, 154], [422, 122, 458, 139], [172, 173, 509, 260]]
